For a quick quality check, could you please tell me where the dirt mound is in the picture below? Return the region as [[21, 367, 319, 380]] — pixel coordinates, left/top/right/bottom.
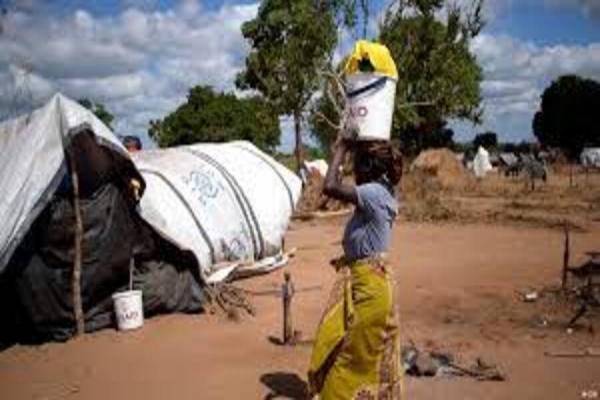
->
[[295, 170, 348, 213], [409, 149, 468, 189]]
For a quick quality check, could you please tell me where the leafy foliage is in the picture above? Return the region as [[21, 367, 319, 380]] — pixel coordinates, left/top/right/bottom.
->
[[78, 98, 114, 130], [236, 0, 337, 166], [473, 131, 498, 149], [310, 0, 484, 157], [379, 0, 484, 152], [309, 88, 340, 158], [533, 74, 600, 159], [498, 141, 534, 154], [148, 86, 280, 152]]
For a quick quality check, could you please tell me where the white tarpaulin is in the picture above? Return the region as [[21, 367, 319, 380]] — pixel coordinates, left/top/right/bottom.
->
[[0, 93, 131, 272], [300, 159, 328, 183], [1, 94, 302, 284], [581, 148, 600, 167], [133, 142, 302, 282], [473, 146, 493, 178]]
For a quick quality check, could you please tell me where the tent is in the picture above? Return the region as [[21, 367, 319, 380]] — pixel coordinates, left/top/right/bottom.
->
[[473, 146, 494, 178], [134, 142, 302, 282], [0, 94, 300, 343], [581, 148, 600, 168], [0, 94, 208, 343], [499, 153, 518, 167]]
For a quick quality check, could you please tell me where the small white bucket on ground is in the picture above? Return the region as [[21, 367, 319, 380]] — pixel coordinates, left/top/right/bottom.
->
[[112, 290, 144, 331], [346, 72, 397, 141]]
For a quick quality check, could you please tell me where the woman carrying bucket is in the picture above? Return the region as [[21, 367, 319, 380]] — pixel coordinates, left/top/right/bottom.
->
[[307, 41, 404, 399]]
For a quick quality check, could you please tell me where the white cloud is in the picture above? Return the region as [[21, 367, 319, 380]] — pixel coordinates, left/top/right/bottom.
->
[[466, 33, 600, 140], [0, 2, 260, 147], [1, 0, 599, 149]]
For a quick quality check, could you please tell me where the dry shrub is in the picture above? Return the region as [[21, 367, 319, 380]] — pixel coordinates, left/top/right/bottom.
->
[[410, 148, 469, 190], [296, 170, 349, 213], [401, 194, 458, 222], [401, 167, 459, 222], [400, 149, 466, 222], [402, 168, 441, 201]]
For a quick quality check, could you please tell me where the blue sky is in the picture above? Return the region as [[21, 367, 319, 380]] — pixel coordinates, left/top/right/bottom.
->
[[1, 0, 599, 151], [488, 1, 600, 45]]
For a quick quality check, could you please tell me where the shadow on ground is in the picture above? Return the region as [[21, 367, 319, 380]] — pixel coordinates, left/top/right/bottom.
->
[[260, 372, 308, 399]]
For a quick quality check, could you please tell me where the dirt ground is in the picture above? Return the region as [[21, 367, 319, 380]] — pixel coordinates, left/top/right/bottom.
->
[[1, 167, 600, 399], [1, 215, 599, 399]]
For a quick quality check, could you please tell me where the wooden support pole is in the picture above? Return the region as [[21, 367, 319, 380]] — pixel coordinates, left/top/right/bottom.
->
[[282, 272, 294, 345], [562, 222, 570, 289], [569, 164, 574, 188], [68, 149, 85, 336]]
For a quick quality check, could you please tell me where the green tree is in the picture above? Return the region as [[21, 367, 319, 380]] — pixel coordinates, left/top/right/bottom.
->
[[473, 131, 498, 149], [309, 89, 340, 158], [533, 74, 600, 159], [379, 0, 484, 154], [148, 85, 280, 152], [236, 0, 337, 168], [78, 98, 115, 130]]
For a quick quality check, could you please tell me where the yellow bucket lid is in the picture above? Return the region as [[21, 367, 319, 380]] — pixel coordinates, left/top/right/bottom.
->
[[344, 40, 398, 79]]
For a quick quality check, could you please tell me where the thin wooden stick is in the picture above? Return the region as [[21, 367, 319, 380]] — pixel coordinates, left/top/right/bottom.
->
[[282, 272, 294, 345], [68, 149, 85, 336], [396, 101, 436, 108], [563, 221, 570, 288], [545, 348, 600, 358], [314, 111, 342, 131], [129, 257, 134, 292]]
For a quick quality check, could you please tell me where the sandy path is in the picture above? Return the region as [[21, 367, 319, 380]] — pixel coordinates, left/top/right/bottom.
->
[[0, 221, 599, 399]]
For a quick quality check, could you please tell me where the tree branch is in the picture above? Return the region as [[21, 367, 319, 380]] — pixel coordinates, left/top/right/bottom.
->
[[396, 100, 436, 109], [314, 111, 343, 132]]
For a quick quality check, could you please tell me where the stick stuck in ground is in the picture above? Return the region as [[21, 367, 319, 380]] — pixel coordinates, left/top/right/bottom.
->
[[68, 149, 85, 336]]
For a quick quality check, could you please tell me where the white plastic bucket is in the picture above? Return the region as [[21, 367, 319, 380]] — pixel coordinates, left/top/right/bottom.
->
[[112, 290, 144, 331], [346, 73, 397, 141]]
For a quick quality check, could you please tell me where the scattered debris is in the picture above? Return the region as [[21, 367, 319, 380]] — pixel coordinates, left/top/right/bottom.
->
[[524, 291, 539, 302], [205, 284, 256, 320], [401, 343, 506, 381], [532, 315, 548, 329]]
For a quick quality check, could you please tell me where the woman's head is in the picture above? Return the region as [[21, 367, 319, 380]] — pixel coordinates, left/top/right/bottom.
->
[[352, 141, 403, 187]]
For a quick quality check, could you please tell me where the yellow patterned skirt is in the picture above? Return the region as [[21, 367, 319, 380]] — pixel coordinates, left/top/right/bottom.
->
[[308, 256, 403, 399]]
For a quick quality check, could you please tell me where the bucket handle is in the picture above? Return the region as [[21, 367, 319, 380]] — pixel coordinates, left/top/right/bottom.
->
[[346, 77, 388, 99]]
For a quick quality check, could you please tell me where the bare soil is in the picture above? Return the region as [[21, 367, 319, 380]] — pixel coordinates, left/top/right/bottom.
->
[[1, 216, 599, 399]]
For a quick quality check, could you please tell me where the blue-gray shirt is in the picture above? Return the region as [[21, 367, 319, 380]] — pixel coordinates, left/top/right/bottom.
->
[[343, 182, 398, 261]]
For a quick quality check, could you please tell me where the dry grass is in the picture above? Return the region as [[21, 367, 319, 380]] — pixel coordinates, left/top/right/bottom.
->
[[399, 164, 600, 231]]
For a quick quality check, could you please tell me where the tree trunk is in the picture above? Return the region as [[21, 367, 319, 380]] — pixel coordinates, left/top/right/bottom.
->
[[293, 111, 304, 172], [68, 149, 85, 336]]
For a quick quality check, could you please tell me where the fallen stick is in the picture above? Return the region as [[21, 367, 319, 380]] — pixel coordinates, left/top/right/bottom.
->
[[446, 362, 506, 381], [292, 208, 352, 221], [242, 285, 322, 297], [544, 348, 600, 358]]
